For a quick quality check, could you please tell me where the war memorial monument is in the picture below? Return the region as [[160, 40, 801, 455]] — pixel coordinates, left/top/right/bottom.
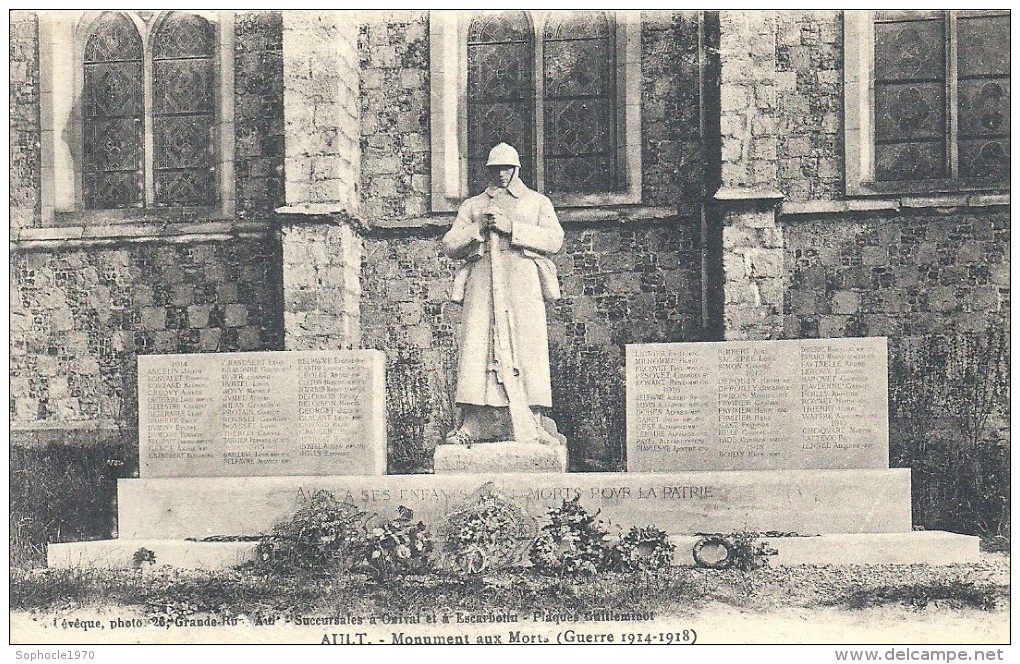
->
[[48, 145, 978, 570]]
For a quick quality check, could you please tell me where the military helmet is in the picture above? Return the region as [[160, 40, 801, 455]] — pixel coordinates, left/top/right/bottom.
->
[[485, 142, 522, 168]]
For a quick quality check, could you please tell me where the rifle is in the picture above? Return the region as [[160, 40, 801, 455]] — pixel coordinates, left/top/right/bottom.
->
[[486, 214, 540, 444]]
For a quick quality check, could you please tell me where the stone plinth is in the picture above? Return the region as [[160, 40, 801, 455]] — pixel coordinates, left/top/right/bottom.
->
[[627, 338, 889, 472], [139, 350, 386, 477], [116, 469, 913, 540], [47, 531, 980, 571], [433, 442, 567, 474]]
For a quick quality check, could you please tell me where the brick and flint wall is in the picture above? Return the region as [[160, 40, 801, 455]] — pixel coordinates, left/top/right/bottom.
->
[[10, 12, 287, 446]]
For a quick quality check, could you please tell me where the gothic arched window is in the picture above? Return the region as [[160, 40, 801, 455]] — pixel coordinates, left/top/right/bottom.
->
[[38, 11, 235, 224], [78, 11, 222, 211], [82, 13, 144, 208]]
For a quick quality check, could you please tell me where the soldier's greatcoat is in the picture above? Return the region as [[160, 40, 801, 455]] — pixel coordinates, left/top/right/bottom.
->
[[442, 177, 564, 407]]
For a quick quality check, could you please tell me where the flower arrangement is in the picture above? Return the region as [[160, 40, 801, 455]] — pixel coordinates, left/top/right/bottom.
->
[[132, 547, 157, 570], [613, 526, 676, 572], [692, 532, 778, 571], [529, 496, 612, 576], [255, 489, 365, 574], [441, 489, 534, 574], [361, 506, 433, 581]]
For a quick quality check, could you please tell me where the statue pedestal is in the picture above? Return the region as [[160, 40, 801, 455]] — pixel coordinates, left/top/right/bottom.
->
[[433, 441, 567, 474]]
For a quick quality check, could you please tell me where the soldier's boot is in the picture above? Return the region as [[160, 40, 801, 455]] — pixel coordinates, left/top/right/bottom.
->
[[444, 405, 503, 445], [531, 410, 567, 447]]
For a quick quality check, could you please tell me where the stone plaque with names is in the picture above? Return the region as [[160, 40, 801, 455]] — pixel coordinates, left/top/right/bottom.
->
[[626, 338, 889, 472], [139, 350, 386, 477]]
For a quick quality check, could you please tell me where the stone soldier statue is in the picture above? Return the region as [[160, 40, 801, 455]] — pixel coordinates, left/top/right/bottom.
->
[[442, 143, 564, 446]]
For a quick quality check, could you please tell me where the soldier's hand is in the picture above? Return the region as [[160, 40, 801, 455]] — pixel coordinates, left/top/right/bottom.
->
[[486, 210, 512, 235]]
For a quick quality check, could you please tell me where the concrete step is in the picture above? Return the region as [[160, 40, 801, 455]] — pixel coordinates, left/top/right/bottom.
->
[[48, 539, 258, 570], [116, 469, 913, 539], [671, 531, 981, 567], [47, 531, 979, 570]]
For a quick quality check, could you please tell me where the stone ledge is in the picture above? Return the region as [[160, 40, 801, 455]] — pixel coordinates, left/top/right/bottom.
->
[[11, 220, 272, 251], [48, 539, 259, 571], [558, 205, 680, 225], [782, 193, 1010, 218], [713, 187, 786, 205], [275, 204, 358, 218], [368, 206, 682, 231]]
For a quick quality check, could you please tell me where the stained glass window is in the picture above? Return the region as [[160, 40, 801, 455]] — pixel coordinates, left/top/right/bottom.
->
[[83, 13, 144, 209], [871, 10, 1009, 184], [873, 14, 946, 181], [467, 12, 535, 195], [956, 12, 1009, 180], [81, 11, 218, 210], [152, 12, 216, 206], [542, 11, 614, 193]]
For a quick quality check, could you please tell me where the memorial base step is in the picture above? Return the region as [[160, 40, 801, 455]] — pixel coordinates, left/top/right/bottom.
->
[[47, 539, 259, 571], [670, 531, 980, 566], [116, 469, 912, 540], [47, 531, 979, 570], [433, 441, 567, 474]]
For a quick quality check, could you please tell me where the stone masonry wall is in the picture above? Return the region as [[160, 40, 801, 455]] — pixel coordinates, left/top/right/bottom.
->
[[719, 10, 842, 200], [641, 11, 704, 206], [775, 11, 842, 202], [722, 206, 785, 340], [361, 219, 703, 473], [282, 11, 361, 212], [235, 11, 286, 217], [783, 209, 1010, 340], [10, 12, 39, 230], [281, 222, 363, 350], [359, 12, 430, 223], [718, 12, 779, 190], [10, 240, 284, 440], [279, 13, 364, 350]]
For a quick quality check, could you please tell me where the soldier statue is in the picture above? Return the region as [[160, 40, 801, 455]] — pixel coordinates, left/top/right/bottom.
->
[[442, 143, 564, 446]]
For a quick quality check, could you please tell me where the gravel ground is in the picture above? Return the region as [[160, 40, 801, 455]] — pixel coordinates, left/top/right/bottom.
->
[[9, 553, 1009, 645], [684, 552, 1009, 613]]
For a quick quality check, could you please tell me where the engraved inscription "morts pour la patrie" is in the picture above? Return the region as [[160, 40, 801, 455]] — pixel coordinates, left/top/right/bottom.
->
[[310, 484, 716, 506]]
